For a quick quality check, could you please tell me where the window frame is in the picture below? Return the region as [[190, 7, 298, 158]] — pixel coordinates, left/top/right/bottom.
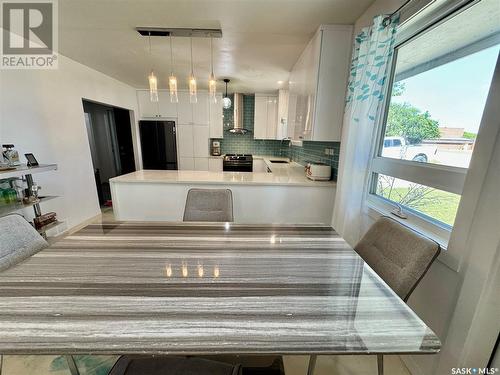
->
[[365, 0, 497, 265]]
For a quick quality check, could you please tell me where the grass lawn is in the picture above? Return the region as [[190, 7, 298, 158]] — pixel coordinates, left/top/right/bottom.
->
[[378, 187, 461, 226]]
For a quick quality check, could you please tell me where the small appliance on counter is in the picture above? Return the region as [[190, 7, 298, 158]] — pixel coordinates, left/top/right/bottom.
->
[[2, 144, 21, 167], [305, 163, 331, 181], [211, 140, 221, 156]]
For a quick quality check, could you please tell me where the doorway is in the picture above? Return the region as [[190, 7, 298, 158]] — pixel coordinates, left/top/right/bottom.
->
[[83, 100, 136, 206]]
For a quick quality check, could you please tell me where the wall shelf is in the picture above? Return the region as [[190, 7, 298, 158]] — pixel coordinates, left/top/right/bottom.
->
[[0, 196, 58, 217], [0, 164, 58, 180], [36, 220, 64, 234]]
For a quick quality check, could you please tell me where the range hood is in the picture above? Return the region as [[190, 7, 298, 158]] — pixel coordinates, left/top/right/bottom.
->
[[228, 93, 250, 134]]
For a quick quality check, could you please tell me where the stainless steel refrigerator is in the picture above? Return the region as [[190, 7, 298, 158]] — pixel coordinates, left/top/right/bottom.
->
[[139, 120, 178, 170]]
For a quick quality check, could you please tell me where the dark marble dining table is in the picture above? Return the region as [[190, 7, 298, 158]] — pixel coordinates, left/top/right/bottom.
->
[[0, 222, 440, 357]]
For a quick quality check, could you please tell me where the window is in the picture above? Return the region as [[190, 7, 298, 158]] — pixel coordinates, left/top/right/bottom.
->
[[369, 0, 500, 235]]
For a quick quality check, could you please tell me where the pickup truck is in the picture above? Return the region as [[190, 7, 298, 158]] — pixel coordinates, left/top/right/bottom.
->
[[382, 136, 437, 162]]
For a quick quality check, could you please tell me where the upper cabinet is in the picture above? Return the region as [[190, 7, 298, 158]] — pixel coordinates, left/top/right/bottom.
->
[[137, 90, 177, 118], [276, 89, 289, 140], [287, 25, 353, 142], [209, 93, 223, 138], [254, 94, 278, 140], [177, 91, 209, 125], [137, 89, 211, 126]]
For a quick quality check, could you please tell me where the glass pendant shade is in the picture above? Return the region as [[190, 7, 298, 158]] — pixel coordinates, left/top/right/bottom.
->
[[169, 74, 178, 103], [148, 71, 158, 102], [189, 74, 197, 103], [222, 96, 231, 109], [209, 73, 217, 103]]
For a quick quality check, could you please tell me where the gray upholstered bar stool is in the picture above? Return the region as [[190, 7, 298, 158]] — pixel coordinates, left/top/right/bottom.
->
[[183, 188, 234, 222], [307, 216, 440, 375], [0, 214, 48, 272]]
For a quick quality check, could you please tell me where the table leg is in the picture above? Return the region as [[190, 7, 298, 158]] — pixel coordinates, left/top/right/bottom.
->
[[65, 355, 80, 375], [377, 354, 384, 375], [307, 354, 317, 375]]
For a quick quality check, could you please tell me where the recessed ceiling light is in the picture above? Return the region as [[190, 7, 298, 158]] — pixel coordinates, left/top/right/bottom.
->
[[277, 80, 284, 85]]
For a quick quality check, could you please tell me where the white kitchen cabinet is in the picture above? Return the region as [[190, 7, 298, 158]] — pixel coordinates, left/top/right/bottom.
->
[[193, 92, 209, 125], [177, 91, 209, 125], [177, 124, 194, 157], [208, 158, 223, 172], [137, 90, 160, 118], [254, 94, 278, 140], [266, 97, 278, 139], [194, 157, 209, 171], [209, 93, 224, 138], [158, 91, 178, 118], [177, 91, 193, 124], [179, 157, 194, 170], [277, 89, 289, 140], [287, 25, 352, 141], [254, 95, 268, 139], [193, 125, 210, 157], [137, 90, 177, 118], [252, 159, 268, 173]]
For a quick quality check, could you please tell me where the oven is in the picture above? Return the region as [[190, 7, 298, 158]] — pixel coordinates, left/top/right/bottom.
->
[[223, 154, 253, 172]]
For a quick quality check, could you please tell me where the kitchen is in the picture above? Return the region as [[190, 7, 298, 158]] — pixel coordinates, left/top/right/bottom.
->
[[110, 25, 351, 224], [1, 1, 499, 375]]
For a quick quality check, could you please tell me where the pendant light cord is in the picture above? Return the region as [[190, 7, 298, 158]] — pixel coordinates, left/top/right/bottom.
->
[[190, 36, 194, 75], [210, 37, 214, 75], [148, 32, 153, 73], [148, 32, 152, 56], [169, 35, 174, 75]]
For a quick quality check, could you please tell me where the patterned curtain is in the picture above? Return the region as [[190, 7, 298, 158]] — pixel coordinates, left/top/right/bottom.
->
[[333, 15, 399, 245]]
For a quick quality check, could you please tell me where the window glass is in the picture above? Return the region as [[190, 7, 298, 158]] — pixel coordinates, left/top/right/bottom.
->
[[380, 0, 499, 168], [375, 174, 461, 227]]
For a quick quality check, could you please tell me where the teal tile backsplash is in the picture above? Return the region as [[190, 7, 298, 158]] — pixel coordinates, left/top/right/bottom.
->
[[218, 95, 288, 157], [212, 94, 340, 180]]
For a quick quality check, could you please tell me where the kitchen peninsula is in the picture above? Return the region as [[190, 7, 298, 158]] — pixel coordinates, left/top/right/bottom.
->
[[110, 158, 335, 224]]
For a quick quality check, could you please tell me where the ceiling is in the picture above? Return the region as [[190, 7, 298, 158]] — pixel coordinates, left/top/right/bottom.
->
[[58, 0, 375, 93]]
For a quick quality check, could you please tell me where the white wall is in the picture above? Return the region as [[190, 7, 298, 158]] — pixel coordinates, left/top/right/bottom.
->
[[349, 1, 500, 374], [0, 54, 139, 231]]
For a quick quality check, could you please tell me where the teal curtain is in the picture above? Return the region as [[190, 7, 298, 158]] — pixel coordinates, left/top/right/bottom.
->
[[333, 15, 399, 244]]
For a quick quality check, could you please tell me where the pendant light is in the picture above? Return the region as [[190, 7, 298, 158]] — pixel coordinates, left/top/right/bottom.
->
[[168, 35, 178, 103], [222, 78, 231, 109], [208, 37, 217, 103], [147, 32, 159, 102], [188, 36, 197, 103]]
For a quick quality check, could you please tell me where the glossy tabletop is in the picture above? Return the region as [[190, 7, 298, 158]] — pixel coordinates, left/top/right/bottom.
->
[[0, 222, 440, 355]]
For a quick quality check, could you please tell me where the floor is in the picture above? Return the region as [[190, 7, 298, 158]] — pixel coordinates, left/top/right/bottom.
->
[[1, 355, 412, 375], [1, 208, 412, 375]]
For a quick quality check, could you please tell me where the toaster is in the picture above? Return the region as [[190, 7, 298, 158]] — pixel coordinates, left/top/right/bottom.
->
[[306, 163, 331, 181]]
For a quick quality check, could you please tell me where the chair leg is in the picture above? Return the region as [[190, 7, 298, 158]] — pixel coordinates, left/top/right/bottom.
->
[[307, 355, 317, 375], [377, 354, 384, 375], [65, 355, 81, 375]]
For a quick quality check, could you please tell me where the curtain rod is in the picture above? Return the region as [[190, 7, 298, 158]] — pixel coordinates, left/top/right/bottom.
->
[[382, 0, 412, 26]]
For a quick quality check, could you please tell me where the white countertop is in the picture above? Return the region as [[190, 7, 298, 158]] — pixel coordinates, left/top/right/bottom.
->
[[111, 157, 335, 187]]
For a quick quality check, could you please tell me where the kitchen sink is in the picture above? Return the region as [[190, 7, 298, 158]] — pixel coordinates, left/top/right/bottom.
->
[[270, 160, 289, 164]]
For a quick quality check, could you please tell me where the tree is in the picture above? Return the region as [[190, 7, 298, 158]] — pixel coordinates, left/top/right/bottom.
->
[[463, 131, 476, 139], [386, 102, 440, 144]]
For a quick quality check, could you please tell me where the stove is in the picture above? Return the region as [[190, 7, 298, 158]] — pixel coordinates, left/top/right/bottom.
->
[[223, 154, 253, 172]]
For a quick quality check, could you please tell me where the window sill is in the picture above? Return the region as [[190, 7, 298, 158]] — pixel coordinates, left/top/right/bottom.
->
[[365, 196, 460, 272]]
